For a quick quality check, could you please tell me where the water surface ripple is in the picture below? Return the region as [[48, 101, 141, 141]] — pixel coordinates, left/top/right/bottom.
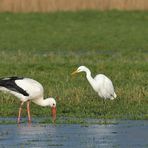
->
[[0, 120, 148, 148]]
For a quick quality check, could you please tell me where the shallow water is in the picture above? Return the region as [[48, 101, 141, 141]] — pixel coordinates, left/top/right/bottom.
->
[[0, 119, 148, 148]]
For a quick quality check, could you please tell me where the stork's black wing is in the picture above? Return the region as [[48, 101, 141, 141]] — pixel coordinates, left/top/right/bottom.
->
[[0, 77, 29, 96]]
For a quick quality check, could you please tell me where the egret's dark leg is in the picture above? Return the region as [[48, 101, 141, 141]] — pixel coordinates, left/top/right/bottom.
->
[[18, 101, 24, 124], [27, 100, 31, 123]]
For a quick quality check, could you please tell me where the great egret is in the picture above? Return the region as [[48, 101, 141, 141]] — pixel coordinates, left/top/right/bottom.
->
[[72, 66, 117, 100], [0, 77, 56, 124]]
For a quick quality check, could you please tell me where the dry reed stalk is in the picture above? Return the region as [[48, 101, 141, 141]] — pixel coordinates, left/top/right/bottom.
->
[[0, 0, 147, 12]]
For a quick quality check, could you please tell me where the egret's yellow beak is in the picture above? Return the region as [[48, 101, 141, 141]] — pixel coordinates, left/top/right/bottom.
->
[[71, 70, 78, 75]]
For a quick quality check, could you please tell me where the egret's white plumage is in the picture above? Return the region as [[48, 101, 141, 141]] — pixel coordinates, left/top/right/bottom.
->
[[0, 77, 56, 123], [72, 66, 117, 100]]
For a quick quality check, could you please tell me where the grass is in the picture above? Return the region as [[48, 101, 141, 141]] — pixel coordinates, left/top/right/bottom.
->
[[0, 10, 147, 122]]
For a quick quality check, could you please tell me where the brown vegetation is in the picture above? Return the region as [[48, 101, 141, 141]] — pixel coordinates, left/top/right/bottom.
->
[[0, 0, 148, 12]]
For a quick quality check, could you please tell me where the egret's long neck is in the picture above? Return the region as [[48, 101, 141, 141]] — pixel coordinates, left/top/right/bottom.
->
[[85, 68, 97, 91], [32, 97, 50, 107]]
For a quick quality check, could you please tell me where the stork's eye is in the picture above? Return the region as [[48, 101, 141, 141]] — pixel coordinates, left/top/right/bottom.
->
[[53, 103, 55, 106]]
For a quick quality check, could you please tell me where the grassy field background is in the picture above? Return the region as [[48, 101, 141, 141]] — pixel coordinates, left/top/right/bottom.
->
[[0, 11, 147, 122]]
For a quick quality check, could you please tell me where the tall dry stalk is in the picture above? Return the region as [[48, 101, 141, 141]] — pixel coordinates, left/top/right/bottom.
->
[[0, 0, 148, 12]]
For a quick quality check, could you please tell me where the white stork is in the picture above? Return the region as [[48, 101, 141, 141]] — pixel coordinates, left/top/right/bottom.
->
[[0, 76, 56, 124]]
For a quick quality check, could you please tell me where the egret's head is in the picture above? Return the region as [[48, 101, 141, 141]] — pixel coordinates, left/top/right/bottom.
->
[[71, 66, 87, 75], [48, 98, 56, 123]]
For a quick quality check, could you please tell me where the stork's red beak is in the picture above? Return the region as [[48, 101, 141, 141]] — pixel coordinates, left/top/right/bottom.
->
[[51, 106, 56, 123]]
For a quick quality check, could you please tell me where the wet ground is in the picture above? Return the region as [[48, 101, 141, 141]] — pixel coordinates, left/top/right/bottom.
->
[[0, 119, 148, 148]]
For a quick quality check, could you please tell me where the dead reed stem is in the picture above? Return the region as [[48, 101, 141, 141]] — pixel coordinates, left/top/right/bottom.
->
[[0, 0, 147, 12]]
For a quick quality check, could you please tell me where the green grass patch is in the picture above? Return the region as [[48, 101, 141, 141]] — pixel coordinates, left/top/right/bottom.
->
[[0, 10, 147, 122]]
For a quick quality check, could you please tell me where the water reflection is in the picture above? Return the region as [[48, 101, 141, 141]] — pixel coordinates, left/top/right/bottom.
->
[[0, 120, 148, 147]]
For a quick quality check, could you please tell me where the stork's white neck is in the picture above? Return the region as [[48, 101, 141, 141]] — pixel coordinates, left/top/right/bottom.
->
[[32, 97, 52, 107]]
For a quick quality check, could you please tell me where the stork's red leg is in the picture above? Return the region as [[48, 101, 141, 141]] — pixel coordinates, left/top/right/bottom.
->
[[17, 101, 24, 124], [27, 100, 31, 123]]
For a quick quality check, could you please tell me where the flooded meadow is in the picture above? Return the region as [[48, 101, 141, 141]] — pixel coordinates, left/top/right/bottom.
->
[[0, 118, 148, 147]]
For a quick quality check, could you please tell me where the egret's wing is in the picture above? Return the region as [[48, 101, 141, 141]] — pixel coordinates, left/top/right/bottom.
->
[[94, 74, 114, 98], [104, 77, 114, 95]]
